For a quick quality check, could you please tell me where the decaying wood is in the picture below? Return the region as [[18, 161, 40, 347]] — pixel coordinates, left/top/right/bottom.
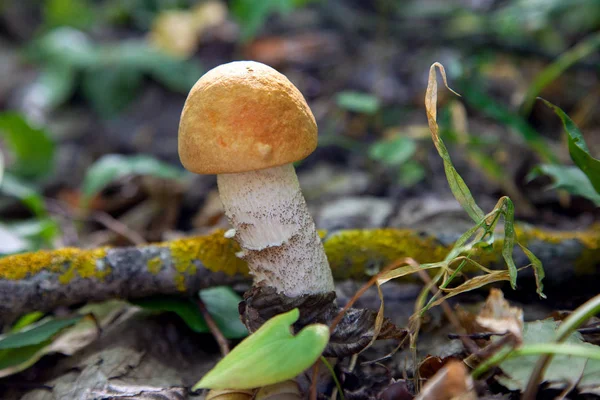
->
[[239, 286, 405, 357], [0, 226, 598, 324]]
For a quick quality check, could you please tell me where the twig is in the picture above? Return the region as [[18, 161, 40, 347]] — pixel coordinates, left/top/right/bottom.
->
[[92, 211, 147, 246], [310, 362, 319, 400], [45, 198, 147, 245], [0, 230, 247, 324], [197, 297, 230, 356], [577, 325, 600, 335], [415, 269, 479, 355], [329, 257, 418, 334], [447, 332, 508, 340], [0, 226, 598, 324]]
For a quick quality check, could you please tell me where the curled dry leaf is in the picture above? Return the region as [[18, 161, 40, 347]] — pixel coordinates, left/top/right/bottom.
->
[[255, 380, 302, 399], [415, 360, 477, 400], [419, 355, 461, 380], [476, 289, 523, 342]]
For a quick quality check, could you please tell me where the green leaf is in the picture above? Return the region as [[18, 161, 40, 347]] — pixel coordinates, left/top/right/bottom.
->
[[498, 320, 600, 391], [0, 173, 46, 216], [193, 308, 329, 390], [540, 98, 600, 195], [81, 154, 184, 205], [82, 66, 144, 117], [133, 297, 209, 333], [0, 113, 55, 180], [425, 64, 485, 223], [519, 243, 545, 298], [0, 341, 52, 371], [458, 80, 557, 163], [230, 0, 311, 42], [0, 316, 82, 350], [200, 287, 248, 339], [336, 91, 381, 115], [10, 312, 45, 332], [397, 160, 425, 187], [35, 63, 77, 109], [501, 198, 518, 289], [6, 218, 61, 252], [103, 42, 202, 93], [133, 287, 247, 339], [522, 32, 600, 114], [368, 136, 416, 166], [0, 301, 128, 377], [43, 0, 95, 30], [28, 28, 98, 68], [528, 164, 600, 206], [0, 224, 29, 254], [0, 150, 4, 184]]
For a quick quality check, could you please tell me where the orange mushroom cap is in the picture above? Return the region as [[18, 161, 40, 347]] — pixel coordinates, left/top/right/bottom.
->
[[178, 61, 317, 174]]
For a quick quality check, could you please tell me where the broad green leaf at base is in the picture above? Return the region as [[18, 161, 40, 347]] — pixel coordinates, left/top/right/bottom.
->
[[193, 308, 329, 390]]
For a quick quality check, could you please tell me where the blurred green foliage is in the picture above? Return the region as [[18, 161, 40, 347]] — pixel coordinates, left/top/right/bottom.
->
[[336, 91, 381, 115], [0, 316, 82, 370], [81, 154, 185, 207], [528, 100, 600, 206], [0, 113, 59, 254], [368, 135, 425, 187], [231, 0, 318, 41], [26, 28, 203, 117], [0, 113, 55, 180], [43, 0, 95, 30], [528, 165, 600, 206]]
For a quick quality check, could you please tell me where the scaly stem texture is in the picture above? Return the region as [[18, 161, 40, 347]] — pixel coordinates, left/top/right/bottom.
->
[[218, 164, 334, 296]]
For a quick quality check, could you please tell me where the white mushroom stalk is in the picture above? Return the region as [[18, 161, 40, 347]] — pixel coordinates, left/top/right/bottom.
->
[[218, 164, 334, 296]]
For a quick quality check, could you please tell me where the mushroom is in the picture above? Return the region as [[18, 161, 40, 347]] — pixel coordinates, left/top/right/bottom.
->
[[178, 61, 334, 297]]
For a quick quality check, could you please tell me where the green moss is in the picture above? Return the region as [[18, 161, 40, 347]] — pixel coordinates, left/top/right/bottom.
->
[[325, 229, 450, 279], [514, 224, 600, 274]]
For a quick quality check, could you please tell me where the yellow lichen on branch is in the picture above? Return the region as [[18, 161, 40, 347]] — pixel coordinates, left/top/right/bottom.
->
[[166, 231, 247, 290], [324, 229, 450, 279], [0, 226, 598, 286], [0, 247, 109, 283]]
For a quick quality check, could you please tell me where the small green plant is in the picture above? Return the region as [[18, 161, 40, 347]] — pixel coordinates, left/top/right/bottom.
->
[[193, 308, 329, 390], [528, 98, 600, 205], [367, 64, 545, 381]]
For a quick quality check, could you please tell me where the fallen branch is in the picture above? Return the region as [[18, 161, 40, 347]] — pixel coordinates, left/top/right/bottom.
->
[[1, 225, 598, 323]]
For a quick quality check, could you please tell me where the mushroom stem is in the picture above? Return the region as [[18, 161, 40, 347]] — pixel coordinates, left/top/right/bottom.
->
[[217, 164, 334, 297]]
